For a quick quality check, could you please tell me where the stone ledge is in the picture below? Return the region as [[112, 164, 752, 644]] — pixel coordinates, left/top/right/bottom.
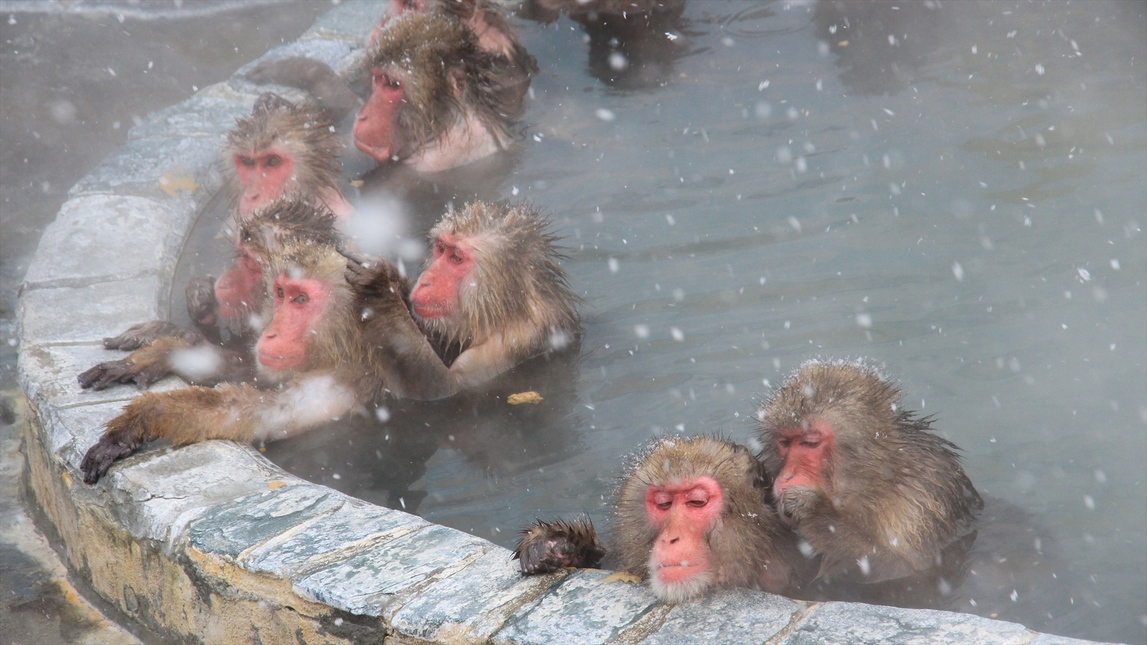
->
[[14, 1, 1114, 643]]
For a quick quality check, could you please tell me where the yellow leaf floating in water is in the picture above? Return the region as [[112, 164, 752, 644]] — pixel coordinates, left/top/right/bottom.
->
[[159, 172, 198, 196], [601, 572, 642, 584], [507, 391, 543, 405]]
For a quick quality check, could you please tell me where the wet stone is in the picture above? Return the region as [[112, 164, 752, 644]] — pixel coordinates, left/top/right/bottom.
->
[[100, 441, 284, 548], [18, 277, 164, 345], [18, 343, 184, 422], [644, 588, 801, 645], [293, 523, 489, 617], [22, 195, 179, 288], [492, 569, 660, 645], [44, 401, 141, 471], [781, 602, 1031, 645], [68, 136, 222, 199], [128, 95, 251, 140], [388, 547, 556, 642], [242, 497, 429, 579], [189, 484, 343, 559]]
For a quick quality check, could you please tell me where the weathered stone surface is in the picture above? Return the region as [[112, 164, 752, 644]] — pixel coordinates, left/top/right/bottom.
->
[[234, 39, 357, 86], [781, 602, 1031, 645], [492, 569, 660, 645], [389, 547, 557, 643], [23, 195, 179, 288], [189, 483, 345, 559], [294, 523, 489, 617], [128, 95, 251, 140], [42, 400, 133, 470], [68, 135, 221, 199], [643, 588, 802, 645], [18, 276, 164, 345], [242, 496, 428, 578], [97, 441, 285, 548], [18, 343, 184, 416]]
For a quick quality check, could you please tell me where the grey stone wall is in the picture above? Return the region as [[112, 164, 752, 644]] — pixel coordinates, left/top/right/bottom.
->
[[14, 1, 1110, 643]]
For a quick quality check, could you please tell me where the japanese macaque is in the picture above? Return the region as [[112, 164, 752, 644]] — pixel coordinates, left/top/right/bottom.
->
[[514, 436, 802, 602], [228, 92, 353, 219], [91, 94, 352, 357], [79, 198, 452, 485], [352, 11, 524, 171], [343, 201, 581, 396], [79, 196, 343, 392], [757, 360, 983, 585], [247, 0, 535, 134]]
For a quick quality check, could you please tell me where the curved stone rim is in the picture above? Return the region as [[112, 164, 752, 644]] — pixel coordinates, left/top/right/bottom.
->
[[13, 1, 1108, 643]]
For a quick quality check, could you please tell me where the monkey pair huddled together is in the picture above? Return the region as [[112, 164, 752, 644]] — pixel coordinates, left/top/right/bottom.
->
[[515, 360, 985, 606]]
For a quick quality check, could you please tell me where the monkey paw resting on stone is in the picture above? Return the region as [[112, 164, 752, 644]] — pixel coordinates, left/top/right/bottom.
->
[[515, 436, 805, 602]]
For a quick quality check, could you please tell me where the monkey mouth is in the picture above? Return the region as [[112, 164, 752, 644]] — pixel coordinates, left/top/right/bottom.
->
[[257, 351, 304, 372], [353, 136, 394, 162], [412, 302, 449, 319], [655, 561, 706, 584]]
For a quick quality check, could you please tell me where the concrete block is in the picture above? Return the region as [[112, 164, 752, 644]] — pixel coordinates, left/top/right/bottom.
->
[[68, 136, 222, 199], [100, 441, 285, 548], [18, 276, 165, 345], [242, 496, 429, 578], [492, 569, 659, 645], [644, 588, 802, 645], [293, 523, 489, 617], [389, 547, 556, 643], [189, 484, 346, 559], [23, 195, 179, 288], [781, 602, 1031, 645]]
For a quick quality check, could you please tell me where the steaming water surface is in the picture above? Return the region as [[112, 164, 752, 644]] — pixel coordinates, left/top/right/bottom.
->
[[173, 2, 1145, 642]]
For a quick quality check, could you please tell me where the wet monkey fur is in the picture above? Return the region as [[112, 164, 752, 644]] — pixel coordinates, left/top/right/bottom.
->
[[515, 436, 803, 602], [757, 360, 983, 585]]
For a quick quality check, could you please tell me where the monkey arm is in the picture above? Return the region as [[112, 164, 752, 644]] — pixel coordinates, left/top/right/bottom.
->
[[101, 320, 206, 352], [78, 336, 252, 391], [343, 250, 462, 400], [513, 518, 606, 574], [81, 374, 359, 484]]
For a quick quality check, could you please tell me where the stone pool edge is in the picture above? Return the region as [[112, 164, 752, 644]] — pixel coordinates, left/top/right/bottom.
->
[[12, 1, 1106, 643]]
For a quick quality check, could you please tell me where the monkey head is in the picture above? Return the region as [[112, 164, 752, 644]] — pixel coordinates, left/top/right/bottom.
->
[[615, 436, 788, 602], [408, 201, 579, 352], [354, 12, 498, 164], [227, 93, 341, 216]]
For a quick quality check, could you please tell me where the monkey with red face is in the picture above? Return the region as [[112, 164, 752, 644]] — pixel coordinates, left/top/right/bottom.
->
[[79, 197, 453, 484], [757, 359, 982, 585], [515, 436, 803, 602], [343, 200, 581, 397]]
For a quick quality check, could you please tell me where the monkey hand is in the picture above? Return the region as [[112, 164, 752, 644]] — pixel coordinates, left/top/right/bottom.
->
[[513, 518, 606, 574], [185, 274, 218, 329], [102, 320, 199, 351], [80, 428, 144, 484], [778, 485, 823, 527], [340, 247, 405, 304], [78, 354, 170, 391]]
